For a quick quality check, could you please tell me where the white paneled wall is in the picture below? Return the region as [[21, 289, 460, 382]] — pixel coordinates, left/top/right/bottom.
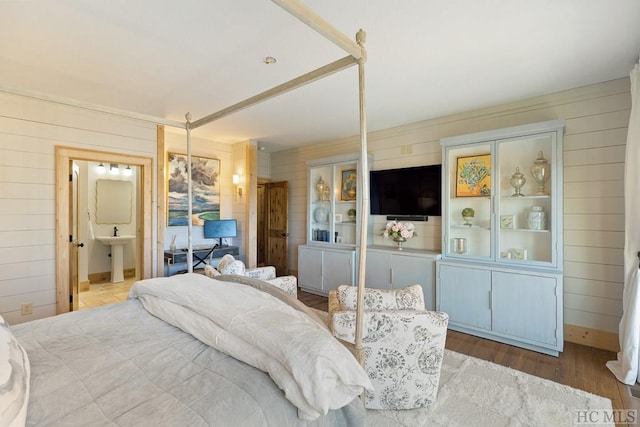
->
[[271, 77, 630, 336], [0, 92, 158, 324], [258, 149, 271, 179]]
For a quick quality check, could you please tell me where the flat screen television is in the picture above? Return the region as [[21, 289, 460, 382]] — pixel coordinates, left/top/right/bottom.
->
[[204, 219, 237, 246], [370, 164, 442, 217]]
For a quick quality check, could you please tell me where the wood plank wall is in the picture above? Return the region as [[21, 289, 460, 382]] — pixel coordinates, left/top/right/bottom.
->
[[0, 92, 158, 324], [270, 78, 631, 345]]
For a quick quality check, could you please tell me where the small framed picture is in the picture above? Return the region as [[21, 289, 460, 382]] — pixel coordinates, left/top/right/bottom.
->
[[500, 215, 516, 229], [341, 170, 357, 201], [455, 154, 491, 197], [335, 213, 343, 223]]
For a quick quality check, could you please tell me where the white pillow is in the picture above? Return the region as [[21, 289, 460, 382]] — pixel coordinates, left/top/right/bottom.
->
[[0, 315, 30, 427], [216, 254, 246, 275], [336, 284, 425, 311]]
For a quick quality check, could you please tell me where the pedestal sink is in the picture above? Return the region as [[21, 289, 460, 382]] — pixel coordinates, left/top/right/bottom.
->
[[95, 235, 136, 283]]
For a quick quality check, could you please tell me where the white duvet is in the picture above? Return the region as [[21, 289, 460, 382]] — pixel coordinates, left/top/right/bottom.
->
[[129, 273, 372, 420]]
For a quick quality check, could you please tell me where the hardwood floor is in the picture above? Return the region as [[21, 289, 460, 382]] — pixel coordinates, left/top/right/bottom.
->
[[298, 290, 640, 425]]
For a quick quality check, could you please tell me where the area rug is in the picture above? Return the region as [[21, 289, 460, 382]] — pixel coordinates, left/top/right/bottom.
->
[[366, 349, 613, 427]]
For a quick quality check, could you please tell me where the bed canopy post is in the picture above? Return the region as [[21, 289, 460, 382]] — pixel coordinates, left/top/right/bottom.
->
[[185, 112, 194, 273], [354, 29, 368, 366]]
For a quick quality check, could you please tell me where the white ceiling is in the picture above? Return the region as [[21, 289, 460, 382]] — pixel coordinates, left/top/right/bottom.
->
[[1, 1, 639, 152]]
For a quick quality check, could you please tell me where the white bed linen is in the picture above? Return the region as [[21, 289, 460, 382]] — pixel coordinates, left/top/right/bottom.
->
[[129, 274, 372, 420]]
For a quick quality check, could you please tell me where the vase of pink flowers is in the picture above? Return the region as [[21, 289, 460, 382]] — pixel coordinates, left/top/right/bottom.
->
[[382, 220, 416, 250]]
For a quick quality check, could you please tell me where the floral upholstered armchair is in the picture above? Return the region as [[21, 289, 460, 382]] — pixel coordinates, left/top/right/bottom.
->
[[204, 254, 298, 297], [329, 284, 448, 410]]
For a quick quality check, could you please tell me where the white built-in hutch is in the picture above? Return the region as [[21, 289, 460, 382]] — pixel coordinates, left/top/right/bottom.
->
[[298, 120, 564, 356], [438, 120, 565, 356], [298, 153, 372, 296], [297, 153, 440, 311]]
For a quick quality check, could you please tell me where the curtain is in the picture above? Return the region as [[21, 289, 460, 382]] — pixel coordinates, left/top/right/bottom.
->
[[607, 59, 640, 385]]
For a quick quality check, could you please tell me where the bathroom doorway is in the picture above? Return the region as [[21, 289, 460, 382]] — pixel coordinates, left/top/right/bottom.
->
[[55, 146, 153, 315]]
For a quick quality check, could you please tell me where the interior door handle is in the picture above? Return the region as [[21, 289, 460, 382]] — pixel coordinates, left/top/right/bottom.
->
[[281, 233, 289, 237], [73, 242, 84, 248]]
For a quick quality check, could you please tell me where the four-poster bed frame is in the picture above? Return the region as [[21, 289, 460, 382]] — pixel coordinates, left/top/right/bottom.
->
[[178, 0, 372, 363], [2, 0, 372, 364], [1, 3, 382, 424]]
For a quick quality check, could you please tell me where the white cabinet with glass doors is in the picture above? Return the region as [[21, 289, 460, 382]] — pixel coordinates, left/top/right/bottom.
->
[[437, 120, 565, 355], [298, 152, 373, 296], [305, 153, 372, 247]]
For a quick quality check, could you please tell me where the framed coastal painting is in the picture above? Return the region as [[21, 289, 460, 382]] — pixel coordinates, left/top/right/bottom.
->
[[167, 153, 221, 226], [456, 154, 491, 197], [341, 169, 357, 201]]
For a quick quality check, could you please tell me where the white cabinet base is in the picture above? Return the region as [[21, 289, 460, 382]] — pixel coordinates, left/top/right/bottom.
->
[[298, 245, 355, 296], [364, 246, 440, 310], [437, 260, 563, 356]]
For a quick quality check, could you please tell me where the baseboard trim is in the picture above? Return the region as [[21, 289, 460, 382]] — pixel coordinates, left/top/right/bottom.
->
[[88, 268, 136, 283], [564, 324, 619, 352], [79, 280, 90, 292]]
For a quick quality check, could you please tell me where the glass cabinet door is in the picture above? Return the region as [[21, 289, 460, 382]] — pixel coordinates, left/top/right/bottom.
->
[[496, 133, 557, 267], [309, 165, 333, 243], [444, 142, 493, 259], [307, 159, 359, 246], [332, 160, 358, 246]]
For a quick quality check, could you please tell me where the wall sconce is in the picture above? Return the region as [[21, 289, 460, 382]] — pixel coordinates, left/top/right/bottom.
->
[[233, 174, 243, 198], [123, 165, 132, 177], [109, 164, 120, 175], [96, 163, 106, 174]]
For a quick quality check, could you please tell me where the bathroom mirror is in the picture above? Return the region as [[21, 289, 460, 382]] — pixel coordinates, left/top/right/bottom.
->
[[96, 179, 133, 224]]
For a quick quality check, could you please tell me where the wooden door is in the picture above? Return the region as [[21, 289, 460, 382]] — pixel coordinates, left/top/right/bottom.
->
[[257, 183, 266, 266], [265, 181, 288, 276], [68, 162, 80, 311]]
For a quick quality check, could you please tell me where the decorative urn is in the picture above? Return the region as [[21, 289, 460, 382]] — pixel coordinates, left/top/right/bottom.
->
[[530, 151, 550, 195], [509, 167, 526, 197]]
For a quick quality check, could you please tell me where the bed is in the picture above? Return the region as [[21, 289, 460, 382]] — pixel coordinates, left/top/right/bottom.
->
[[5, 274, 370, 426]]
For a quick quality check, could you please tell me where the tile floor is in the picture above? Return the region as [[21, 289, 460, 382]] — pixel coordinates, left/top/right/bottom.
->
[[78, 277, 138, 310]]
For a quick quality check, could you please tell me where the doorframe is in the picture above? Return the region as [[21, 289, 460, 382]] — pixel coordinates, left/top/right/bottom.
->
[[55, 146, 153, 315]]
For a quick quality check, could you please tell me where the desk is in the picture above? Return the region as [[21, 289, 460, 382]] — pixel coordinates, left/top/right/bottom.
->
[[164, 245, 239, 276]]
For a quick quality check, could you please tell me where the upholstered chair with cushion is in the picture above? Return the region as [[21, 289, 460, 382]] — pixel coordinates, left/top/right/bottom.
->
[[329, 284, 448, 410], [204, 254, 298, 297]]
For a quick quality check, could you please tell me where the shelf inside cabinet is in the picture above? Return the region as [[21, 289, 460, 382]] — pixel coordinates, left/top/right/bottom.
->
[[500, 228, 549, 233], [500, 195, 550, 200], [451, 225, 490, 230]]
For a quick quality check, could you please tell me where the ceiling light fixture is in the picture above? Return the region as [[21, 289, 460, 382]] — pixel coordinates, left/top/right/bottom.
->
[[263, 56, 277, 65]]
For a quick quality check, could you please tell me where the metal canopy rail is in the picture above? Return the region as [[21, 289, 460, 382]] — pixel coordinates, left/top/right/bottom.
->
[[190, 55, 358, 130]]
